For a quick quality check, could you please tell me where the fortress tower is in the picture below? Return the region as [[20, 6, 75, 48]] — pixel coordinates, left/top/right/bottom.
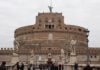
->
[[13, 8, 90, 64], [0, 6, 100, 65], [14, 12, 89, 51]]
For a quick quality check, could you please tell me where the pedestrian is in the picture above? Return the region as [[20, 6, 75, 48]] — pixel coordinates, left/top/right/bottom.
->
[[20, 63, 24, 70], [51, 64, 54, 70], [58, 64, 61, 70], [16, 62, 20, 70], [83, 64, 93, 70], [0, 61, 7, 70], [39, 64, 43, 70], [54, 64, 58, 70], [74, 63, 78, 70], [27, 64, 30, 70], [28, 64, 34, 70]]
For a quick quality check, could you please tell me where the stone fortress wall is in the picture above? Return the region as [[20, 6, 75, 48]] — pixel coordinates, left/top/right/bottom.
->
[[11, 12, 92, 65], [14, 13, 88, 50], [0, 48, 14, 64], [0, 12, 100, 66]]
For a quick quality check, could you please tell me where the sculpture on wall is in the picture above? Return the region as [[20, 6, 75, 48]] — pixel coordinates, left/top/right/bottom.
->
[[70, 40, 77, 55], [30, 50, 34, 64]]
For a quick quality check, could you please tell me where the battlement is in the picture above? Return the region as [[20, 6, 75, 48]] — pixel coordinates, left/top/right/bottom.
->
[[0, 48, 14, 54], [37, 12, 63, 17], [0, 48, 14, 51]]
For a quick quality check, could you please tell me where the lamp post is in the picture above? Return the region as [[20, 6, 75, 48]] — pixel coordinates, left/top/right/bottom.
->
[[87, 30, 90, 64], [84, 29, 90, 64]]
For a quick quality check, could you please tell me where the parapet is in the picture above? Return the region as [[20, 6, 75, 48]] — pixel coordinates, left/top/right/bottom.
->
[[0, 48, 14, 54], [0, 48, 14, 50]]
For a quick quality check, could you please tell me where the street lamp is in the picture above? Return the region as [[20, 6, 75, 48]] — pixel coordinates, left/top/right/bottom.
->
[[84, 29, 89, 46], [84, 29, 90, 64]]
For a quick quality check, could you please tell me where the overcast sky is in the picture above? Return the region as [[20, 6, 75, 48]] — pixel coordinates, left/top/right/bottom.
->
[[0, 0, 100, 48]]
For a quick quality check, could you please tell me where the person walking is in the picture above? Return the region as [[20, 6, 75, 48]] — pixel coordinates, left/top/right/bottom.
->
[[0, 61, 7, 70], [28, 64, 35, 70], [16, 62, 20, 70], [83, 64, 93, 70], [20, 63, 24, 70], [74, 63, 78, 70]]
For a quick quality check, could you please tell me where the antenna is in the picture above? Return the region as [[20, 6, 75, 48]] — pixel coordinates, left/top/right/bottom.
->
[[48, 0, 53, 13]]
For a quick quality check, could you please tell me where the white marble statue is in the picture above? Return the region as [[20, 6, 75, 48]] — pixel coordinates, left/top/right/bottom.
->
[[70, 40, 77, 54]]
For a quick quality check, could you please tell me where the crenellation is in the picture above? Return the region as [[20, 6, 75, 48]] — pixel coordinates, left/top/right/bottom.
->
[[0, 48, 14, 55], [0, 48, 14, 51]]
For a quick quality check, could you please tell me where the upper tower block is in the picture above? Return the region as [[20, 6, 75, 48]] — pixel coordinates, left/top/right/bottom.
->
[[34, 13, 64, 30]]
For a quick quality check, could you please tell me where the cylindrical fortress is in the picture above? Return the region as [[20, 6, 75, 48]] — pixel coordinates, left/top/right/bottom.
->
[[14, 13, 89, 54]]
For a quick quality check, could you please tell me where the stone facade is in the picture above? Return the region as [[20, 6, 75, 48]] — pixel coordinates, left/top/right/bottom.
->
[[0, 12, 100, 66]]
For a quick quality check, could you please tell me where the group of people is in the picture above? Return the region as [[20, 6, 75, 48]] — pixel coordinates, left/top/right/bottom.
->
[[27, 63, 63, 70], [83, 64, 93, 70], [39, 64, 64, 70], [27, 64, 35, 70], [0, 61, 100, 70], [15, 62, 24, 70], [0, 61, 7, 70], [74, 63, 93, 70]]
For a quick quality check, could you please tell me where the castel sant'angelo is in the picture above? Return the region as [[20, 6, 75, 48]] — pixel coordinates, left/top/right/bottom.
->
[[0, 6, 100, 66]]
